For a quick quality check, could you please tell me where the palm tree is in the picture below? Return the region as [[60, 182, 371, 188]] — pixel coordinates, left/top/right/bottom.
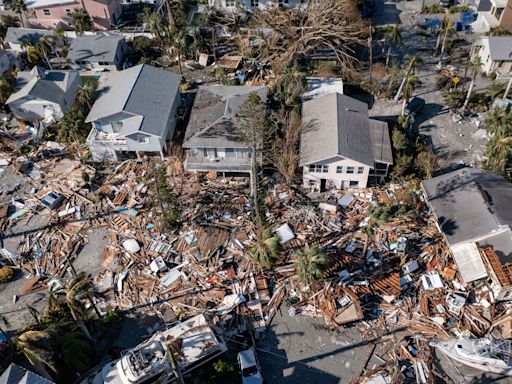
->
[[16, 329, 56, 378], [273, 63, 306, 109], [71, 9, 92, 35], [0, 74, 14, 104], [11, 0, 27, 28], [440, 16, 456, 55], [401, 73, 417, 115], [170, 30, 188, 76], [463, 57, 481, 110], [394, 54, 422, 102], [251, 227, 281, 269], [484, 106, 512, 135], [385, 23, 401, 67], [76, 82, 96, 111], [0, 15, 20, 46], [485, 132, 512, 174], [57, 108, 90, 144], [294, 245, 328, 286], [37, 35, 53, 69]]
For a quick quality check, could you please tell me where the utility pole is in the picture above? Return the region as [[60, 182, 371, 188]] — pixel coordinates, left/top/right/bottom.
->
[[368, 24, 373, 85]]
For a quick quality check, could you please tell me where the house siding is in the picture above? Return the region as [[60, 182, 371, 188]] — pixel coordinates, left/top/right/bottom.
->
[[164, 92, 182, 140], [125, 133, 163, 153], [302, 157, 371, 190]]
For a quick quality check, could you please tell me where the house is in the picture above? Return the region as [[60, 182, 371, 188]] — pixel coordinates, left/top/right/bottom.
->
[[209, 0, 307, 13], [473, 36, 512, 77], [6, 66, 82, 125], [0, 363, 55, 383], [473, 0, 512, 32], [85, 64, 182, 161], [182, 85, 268, 176], [300, 93, 392, 191], [67, 34, 128, 71], [421, 168, 512, 300], [4, 27, 53, 52], [25, 0, 122, 30]]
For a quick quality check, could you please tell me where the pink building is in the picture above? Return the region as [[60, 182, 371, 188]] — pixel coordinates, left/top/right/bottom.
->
[[26, 0, 122, 30]]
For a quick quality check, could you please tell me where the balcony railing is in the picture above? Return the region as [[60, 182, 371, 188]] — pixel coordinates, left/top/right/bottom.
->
[[184, 154, 252, 173], [86, 129, 129, 151]]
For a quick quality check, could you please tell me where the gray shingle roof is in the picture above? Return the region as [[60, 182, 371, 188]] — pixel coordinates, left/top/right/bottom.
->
[[421, 167, 512, 245], [67, 35, 125, 64], [4, 27, 52, 45], [300, 93, 375, 167], [0, 363, 54, 384], [182, 85, 268, 148], [6, 67, 80, 106], [487, 36, 512, 61], [369, 119, 393, 165], [85, 65, 181, 137]]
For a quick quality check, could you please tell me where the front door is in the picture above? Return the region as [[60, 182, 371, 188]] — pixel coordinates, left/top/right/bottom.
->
[[320, 179, 326, 192]]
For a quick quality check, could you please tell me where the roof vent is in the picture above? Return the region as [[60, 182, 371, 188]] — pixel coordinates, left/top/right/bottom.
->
[[346, 108, 359, 113]]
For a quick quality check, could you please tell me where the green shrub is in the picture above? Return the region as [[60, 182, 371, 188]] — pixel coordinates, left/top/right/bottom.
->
[[489, 71, 497, 80], [0, 267, 14, 284]]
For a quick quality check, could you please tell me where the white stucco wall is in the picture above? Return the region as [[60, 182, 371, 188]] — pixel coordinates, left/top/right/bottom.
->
[[302, 157, 371, 190]]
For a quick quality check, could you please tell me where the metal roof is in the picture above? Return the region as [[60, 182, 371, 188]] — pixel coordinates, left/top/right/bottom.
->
[[85, 64, 181, 137], [369, 119, 393, 165], [182, 85, 268, 148], [486, 36, 512, 61], [421, 167, 512, 245], [5, 27, 52, 44], [300, 93, 375, 167], [67, 34, 125, 64]]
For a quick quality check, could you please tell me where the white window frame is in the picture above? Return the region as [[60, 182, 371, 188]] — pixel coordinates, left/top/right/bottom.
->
[[250, 0, 259, 6], [346, 166, 355, 174], [309, 164, 328, 173], [65, 8, 72, 16], [43, 8, 51, 15], [137, 134, 149, 143], [357, 166, 364, 174], [336, 166, 344, 174]]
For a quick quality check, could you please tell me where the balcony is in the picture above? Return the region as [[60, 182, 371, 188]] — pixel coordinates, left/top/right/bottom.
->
[[86, 129, 129, 151], [184, 154, 252, 173]]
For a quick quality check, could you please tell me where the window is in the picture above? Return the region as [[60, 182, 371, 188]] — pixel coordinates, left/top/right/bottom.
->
[[346, 166, 355, 174], [349, 181, 359, 187], [250, 0, 259, 6], [226, 0, 235, 6], [111, 121, 123, 133], [137, 134, 149, 143], [357, 166, 364, 174], [43, 8, 51, 15], [65, 9, 72, 16], [336, 166, 344, 174], [203, 148, 208, 157], [309, 164, 328, 173], [98, 61, 110, 66], [225, 148, 235, 157]]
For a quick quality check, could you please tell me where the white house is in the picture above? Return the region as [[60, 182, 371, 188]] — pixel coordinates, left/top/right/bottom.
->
[[300, 93, 393, 191], [6, 66, 82, 125], [209, 0, 307, 13], [85, 64, 182, 161], [422, 168, 512, 300], [474, 36, 512, 77]]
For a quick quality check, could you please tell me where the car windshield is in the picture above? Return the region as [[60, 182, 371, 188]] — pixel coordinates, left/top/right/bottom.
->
[[242, 366, 259, 376]]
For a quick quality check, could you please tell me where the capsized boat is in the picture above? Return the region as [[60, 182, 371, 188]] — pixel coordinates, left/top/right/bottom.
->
[[431, 338, 512, 376]]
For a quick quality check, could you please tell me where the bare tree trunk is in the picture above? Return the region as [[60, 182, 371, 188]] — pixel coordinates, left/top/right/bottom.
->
[[435, 32, 441, 53], [463, 78, 475, 109], [504, 76, 512, 99], [401, 98, 407, 115], [368, 25, 373, 84], [394, 60, 415, 101], [386, 45, 392, 67], [441, 28, 449, 54]]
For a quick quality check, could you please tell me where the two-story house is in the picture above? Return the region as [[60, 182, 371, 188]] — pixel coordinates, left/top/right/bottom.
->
[[422, 168, 512, 300], [25, 0, 122, 30], [474, 0, 512, 32], [85, 64, 182, 161], [473, 36, 512, 77], [182, 85, 268, 176], [209, 0, 307, 13], [67, 34, 128, 72], [6, 66, 82, 125], [300, 93, 392, 191]]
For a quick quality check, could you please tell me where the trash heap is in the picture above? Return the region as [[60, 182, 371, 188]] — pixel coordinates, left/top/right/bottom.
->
[[1, 154, 512, 383]]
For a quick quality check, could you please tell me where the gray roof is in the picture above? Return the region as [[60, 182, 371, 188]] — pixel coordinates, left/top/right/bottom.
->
[[421, 167, 512, 245], [4, 27, 52, 45], [478, 230, 512, 268], [67, 35, 125, 63], [486, 36, 512, 61], [0, 364, 54, 384], [182, 85, 268, 148], [85, 65, 181, 137], [6, 66, 80, 106], [300, 93, 376, 167], [369, 119, 393, 165]]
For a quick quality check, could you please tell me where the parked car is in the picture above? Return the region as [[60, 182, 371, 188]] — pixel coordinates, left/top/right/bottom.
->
[[404, 97, 425, 116], [238, 349, 263, 384]]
